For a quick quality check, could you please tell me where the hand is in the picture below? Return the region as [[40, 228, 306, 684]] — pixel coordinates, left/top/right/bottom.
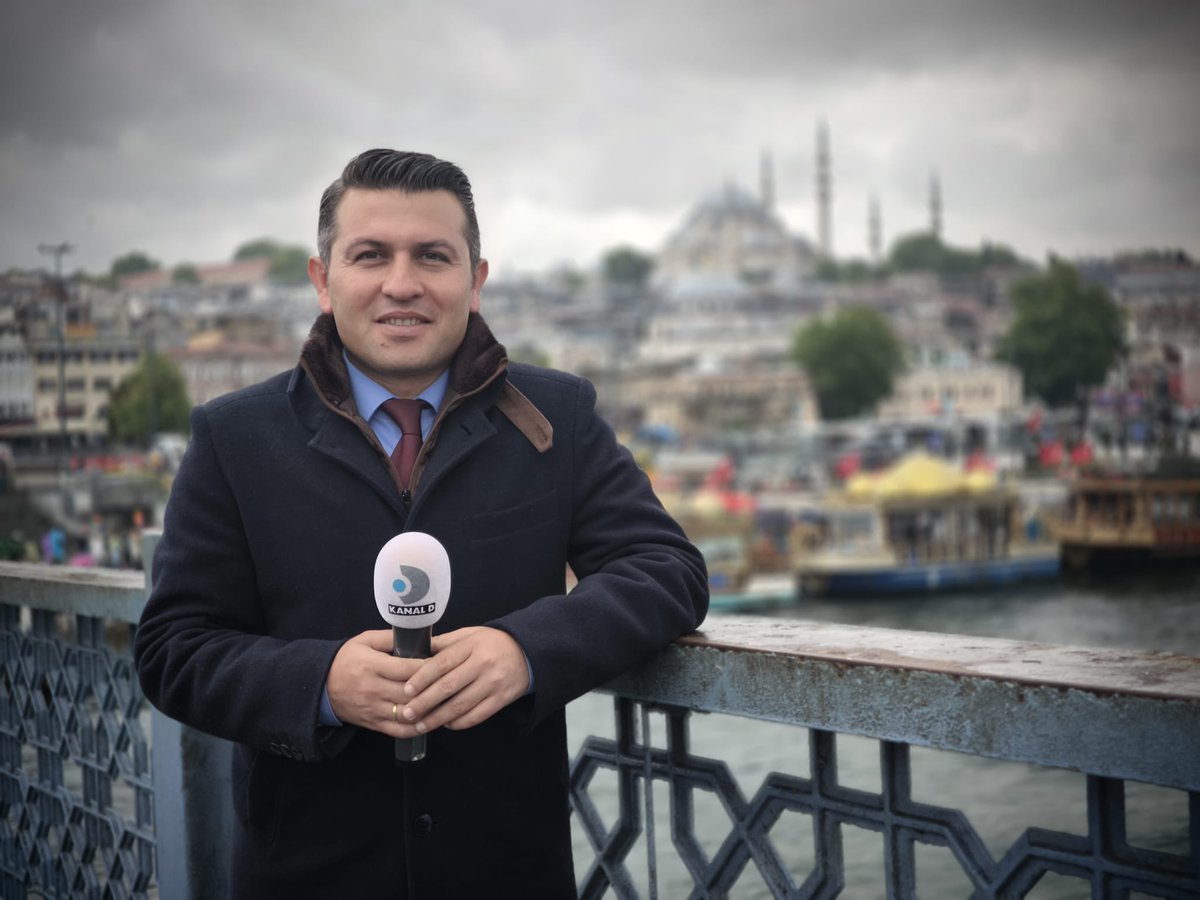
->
[[326, 630, 423, 736], [399, 626, 530, 734]]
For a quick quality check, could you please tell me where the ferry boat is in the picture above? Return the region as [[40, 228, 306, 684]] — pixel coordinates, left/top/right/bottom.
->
[[792, 452, 1061, 597], [1054, 462, 1200, 569]]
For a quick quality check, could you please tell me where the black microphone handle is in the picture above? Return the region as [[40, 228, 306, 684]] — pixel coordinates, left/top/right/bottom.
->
[[392, 625, 432, 763]]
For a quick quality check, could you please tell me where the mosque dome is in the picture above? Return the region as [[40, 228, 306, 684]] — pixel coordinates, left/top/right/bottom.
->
[[654, 181, 815, 288]]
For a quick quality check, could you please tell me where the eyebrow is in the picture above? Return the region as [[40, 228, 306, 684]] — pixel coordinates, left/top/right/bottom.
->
[[413, 239, 460, 258], [340, 238, 461, 258], [341, 238, 388, 257]]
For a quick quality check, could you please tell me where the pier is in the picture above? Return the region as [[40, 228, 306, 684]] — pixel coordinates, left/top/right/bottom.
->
[[2, 549, 1198, 898]]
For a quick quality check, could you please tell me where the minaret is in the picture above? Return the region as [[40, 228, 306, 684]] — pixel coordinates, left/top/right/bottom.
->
[[868, 192, 883, 265], [760, 147, 775, 212], [816, 119, 833, 260], [929, 170, 943, 240]]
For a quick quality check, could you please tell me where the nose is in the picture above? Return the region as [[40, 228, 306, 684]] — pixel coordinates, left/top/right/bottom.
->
[[381, 256, 424, 299]]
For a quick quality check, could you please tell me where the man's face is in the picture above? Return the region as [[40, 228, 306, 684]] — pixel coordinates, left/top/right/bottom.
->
[[308, 187, 488, 398]]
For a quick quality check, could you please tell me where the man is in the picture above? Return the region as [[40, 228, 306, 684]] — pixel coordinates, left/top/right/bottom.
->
[[134, 149, 709, 898]]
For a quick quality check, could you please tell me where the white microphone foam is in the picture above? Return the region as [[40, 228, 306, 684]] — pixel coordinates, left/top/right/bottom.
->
[[373, 532, 451, 630]]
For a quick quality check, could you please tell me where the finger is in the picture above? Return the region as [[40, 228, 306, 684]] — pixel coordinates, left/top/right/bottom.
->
[[401, 652, 479, 722], [402, 641, 473, 699], [409, 678, 493, 734], [400, 629, 530, 729], [360, 629, 397, 652], [327, 635, 423, 731], [380, 700, 425, 738], [429, 626, 481, 653], [414, 664, 527, 733], [442, 693, 510, 731], [403, 656, 526, 731]]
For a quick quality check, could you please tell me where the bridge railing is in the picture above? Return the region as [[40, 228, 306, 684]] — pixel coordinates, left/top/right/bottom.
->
[[1, 549, 1198, 898]]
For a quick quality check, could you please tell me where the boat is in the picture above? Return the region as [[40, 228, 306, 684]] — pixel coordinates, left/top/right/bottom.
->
[[651, 481, 804, 611], [688, 532, 798, 612], [1053, 459, 1200, 569], [792, 452, 1061, 597]]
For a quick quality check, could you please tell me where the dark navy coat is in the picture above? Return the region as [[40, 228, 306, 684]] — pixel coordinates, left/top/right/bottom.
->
[[134, 314, 709, 898]]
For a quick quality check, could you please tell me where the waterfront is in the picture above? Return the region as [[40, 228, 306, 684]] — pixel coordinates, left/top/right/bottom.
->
[[566, 566, 1199, 898]]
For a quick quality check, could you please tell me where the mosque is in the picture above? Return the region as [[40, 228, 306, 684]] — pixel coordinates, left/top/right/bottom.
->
[[639, 142, 828, 369], [652, 120, 943, 290], [652, 151, 817, 290]]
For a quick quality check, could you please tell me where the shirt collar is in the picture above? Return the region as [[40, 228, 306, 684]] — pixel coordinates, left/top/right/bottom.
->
[[343, 351, 449, 418]]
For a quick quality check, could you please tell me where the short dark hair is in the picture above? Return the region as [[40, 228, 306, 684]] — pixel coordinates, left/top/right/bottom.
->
[[316, 149, 481, 270]]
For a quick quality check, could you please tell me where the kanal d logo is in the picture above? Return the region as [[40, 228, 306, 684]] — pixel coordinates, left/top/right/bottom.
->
[[392, 565, 431, 605]]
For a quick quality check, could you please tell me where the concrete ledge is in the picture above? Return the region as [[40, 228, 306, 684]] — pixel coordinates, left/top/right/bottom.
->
[[605, 614, 1200, 791], [0, 560, 145, 622]]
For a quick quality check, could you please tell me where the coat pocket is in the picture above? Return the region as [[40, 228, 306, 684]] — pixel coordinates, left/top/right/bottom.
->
[[240, 749, 284, 848], [470, 488, 558, 543]]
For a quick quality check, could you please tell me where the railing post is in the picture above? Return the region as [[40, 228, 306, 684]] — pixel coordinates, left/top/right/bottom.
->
[[141, 532, 235, 899]]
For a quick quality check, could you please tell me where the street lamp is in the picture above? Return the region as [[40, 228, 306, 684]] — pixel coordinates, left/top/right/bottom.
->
[[38, 241, 73, 515]]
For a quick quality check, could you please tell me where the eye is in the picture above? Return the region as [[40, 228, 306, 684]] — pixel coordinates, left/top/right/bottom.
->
[[354, 249, 383, 262], [419, 250, 450, 263]]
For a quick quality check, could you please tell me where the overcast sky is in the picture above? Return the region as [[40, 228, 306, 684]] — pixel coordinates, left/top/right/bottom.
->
[[3, 0, 1198, 280]]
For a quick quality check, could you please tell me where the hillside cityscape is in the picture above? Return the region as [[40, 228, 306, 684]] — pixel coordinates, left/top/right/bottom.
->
[[1, 151, 1198, 571]]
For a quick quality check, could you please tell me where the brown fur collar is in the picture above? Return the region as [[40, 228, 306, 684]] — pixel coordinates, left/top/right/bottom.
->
[[296, 312, 551, 451], [299, 311, 508, 409]]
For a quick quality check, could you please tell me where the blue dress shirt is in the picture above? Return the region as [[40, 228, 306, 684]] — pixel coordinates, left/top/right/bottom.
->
[[346, 355, 446, 451]]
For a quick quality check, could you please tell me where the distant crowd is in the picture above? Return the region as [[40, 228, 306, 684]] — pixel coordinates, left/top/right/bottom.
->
[[0, 513, 146, 571]]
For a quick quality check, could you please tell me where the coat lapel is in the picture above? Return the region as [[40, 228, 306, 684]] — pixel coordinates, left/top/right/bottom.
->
[[290, 369, 407, 515], [412, 402, 497, 507]]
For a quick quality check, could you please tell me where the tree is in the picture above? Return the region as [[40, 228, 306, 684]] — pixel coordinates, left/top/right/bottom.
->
[[887, 232, 1024, 278], [978, 241, 1021, 268], [793, 307, 906, 420], [172, 263, 200, 284], [816, 257, 884, 283], [548, 263, 586, 292], [233, 238, 281, 260], [110, 251, 161, 279], [601, 246, 654, 287], [1114, 248, 1192, 266], [995, 259, 1125, 408], [268, 245, 312, 284], [232, 238, 312, 283], [889, 233, 976, 276], [107, 353, 192, 446]]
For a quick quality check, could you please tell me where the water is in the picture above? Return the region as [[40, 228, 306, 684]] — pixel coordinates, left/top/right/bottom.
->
[[565, 566, 1199, 898]]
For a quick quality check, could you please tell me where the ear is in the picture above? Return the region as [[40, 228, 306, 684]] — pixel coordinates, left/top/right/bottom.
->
[[308, 256, 332, 314], [470, 258, 488, 313]]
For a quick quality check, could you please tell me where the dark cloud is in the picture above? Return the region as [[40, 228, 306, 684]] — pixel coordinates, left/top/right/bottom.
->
[[2, 0, 1197, 273]]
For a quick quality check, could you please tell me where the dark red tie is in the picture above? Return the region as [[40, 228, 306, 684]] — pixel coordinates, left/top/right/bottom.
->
[[382, 398, 426, 489]]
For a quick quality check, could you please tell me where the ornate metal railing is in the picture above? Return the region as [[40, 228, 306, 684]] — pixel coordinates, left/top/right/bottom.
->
[[0, 556, 229, 900], [2, 554, 1198, 899], [577, 622, 1200, 898]]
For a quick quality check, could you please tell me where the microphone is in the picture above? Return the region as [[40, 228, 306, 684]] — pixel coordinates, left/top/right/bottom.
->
[[373, 531, 451, 762]]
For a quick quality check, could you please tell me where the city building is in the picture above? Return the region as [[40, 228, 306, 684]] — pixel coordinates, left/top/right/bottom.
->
[[0, 277, 142, 453], [614, 358, 818, 440], [169, 333, 299, 407], [640, 276, 821, 366], [876, 360, 1024, 422], [118, 257, 273, 294], [0, 328, 34, 429]]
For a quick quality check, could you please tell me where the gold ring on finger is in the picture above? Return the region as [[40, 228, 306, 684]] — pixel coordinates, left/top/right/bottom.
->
[[392, 702, 399, 723]]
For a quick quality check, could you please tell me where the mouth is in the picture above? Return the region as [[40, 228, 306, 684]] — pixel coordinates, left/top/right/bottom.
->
[[377, 313, 429, 327]]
